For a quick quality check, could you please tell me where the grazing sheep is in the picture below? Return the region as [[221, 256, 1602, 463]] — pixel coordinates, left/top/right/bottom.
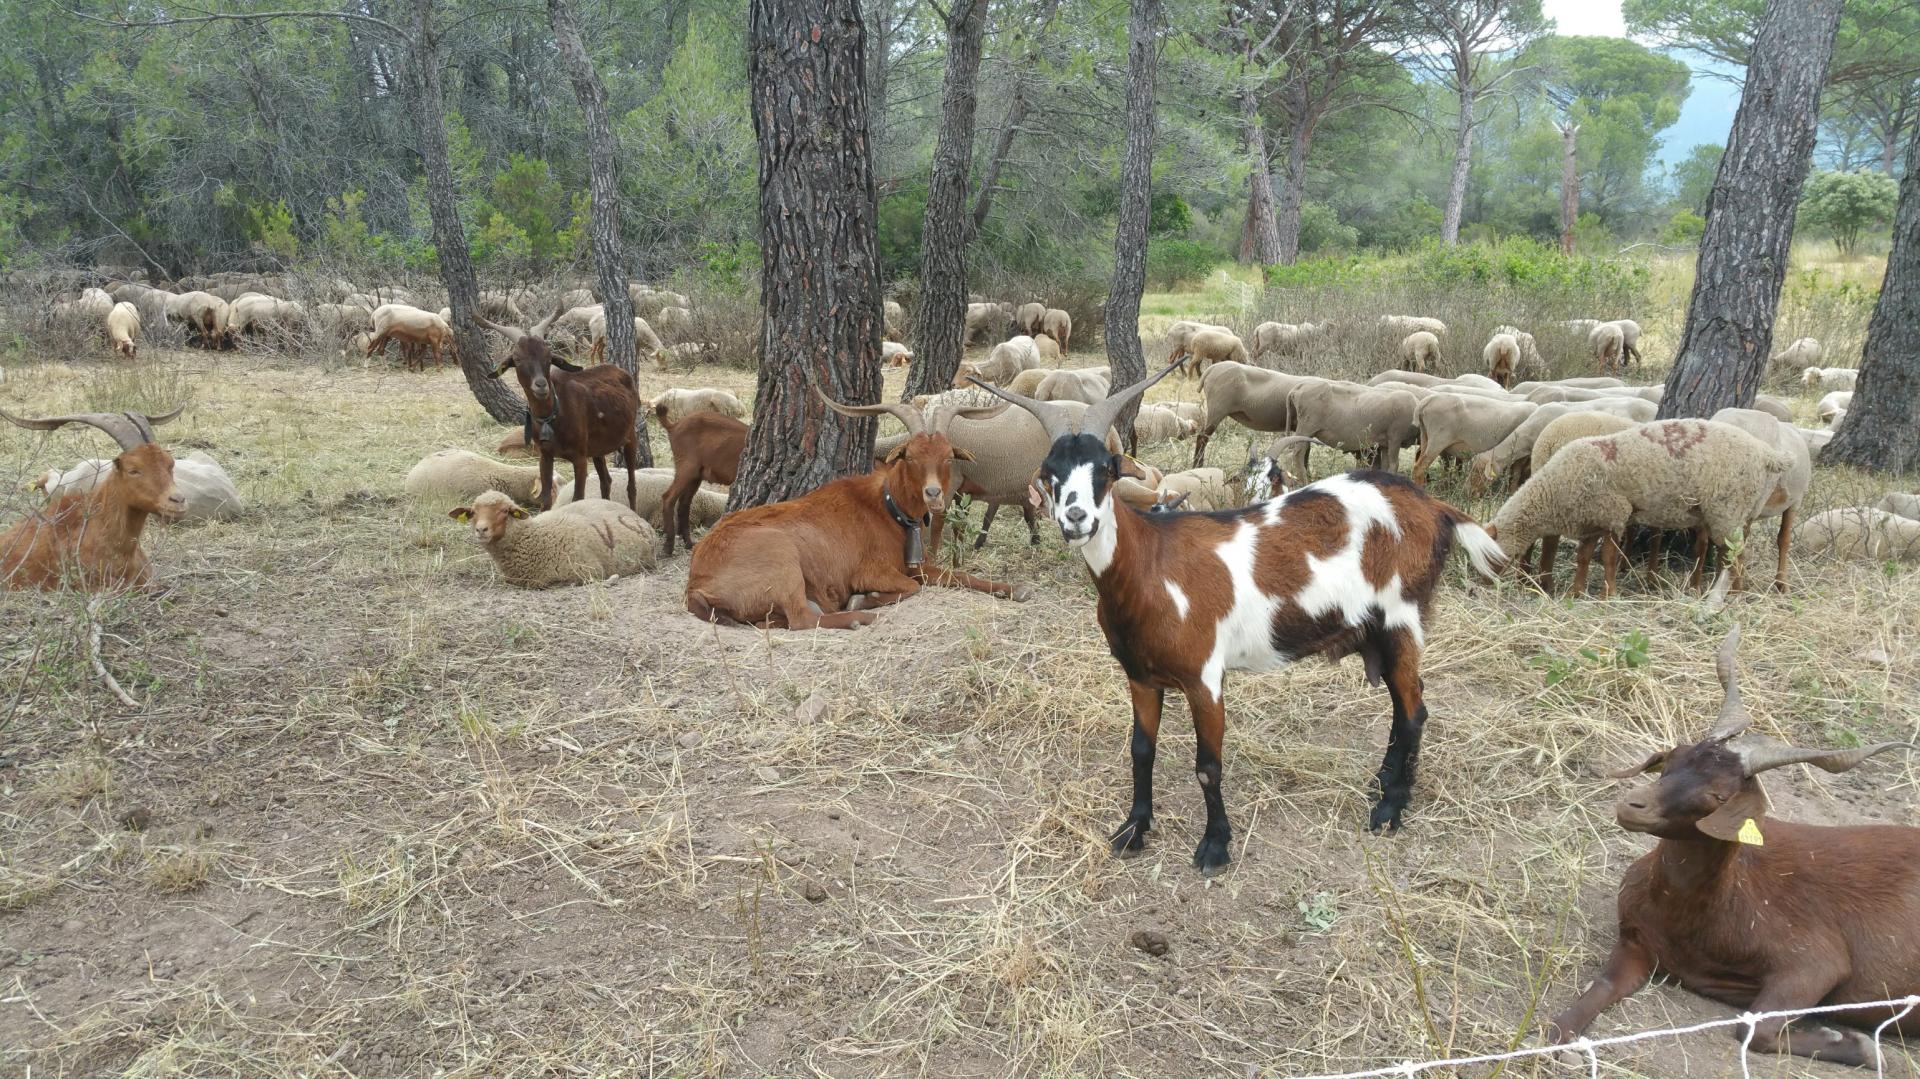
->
[[1183, 328, 1250, 377], [1710, 408, 1813, 591], [1399, 331, 1440, 373], [1486, 420, 1792, 596], [1818, 390, 1853, 425], [1035, 367, 1111, 406], [1800, 366, 1856, 392], [1014, 301, 1046, 337], [1559, 318, 1602, 335], [1593, 319, 1643, 365], [1040, 308, 1072, 352], [652, 305, 693, 342], [1286, 380, 1421, 473], [1750, 394, 1794, 423], [1191, 361, 1327, 467], [1409, 393, 1536, 485], [1793, 507, 1920, 562], [450, 491, 657, 589], [229, 294, 307, 340], [1482, 332, 1521, 387], [1250, 321, 1317, 361], [1031, 332, 1063, 364], [404, 449, 541, 505], [368, 304, 455, 371], [105, 301, 140, 359], [1510, 376, 1624, 393], [1589, 322, 1626, 373], [884, 299, 906, 342], [1768, 336, 1822, 375], [167, 291, 234, 349], [882, 341, 914, 367], [1164, 401, 1204, 427], [649, 387, 748, 426], [1004, 367, 1056, 397], [314, 302, 375, 337], [1379, 315, 1446, 336], [1133, 404, 1198, 445], [1368, 370, 1447, 389], [31, 451, 243, 523], [1162, 320, 1232, 368], [1493, 325, 1544, 381], [655, 341, 719, 369], [957, 335, 1043, 385], [964, 301, 1008, 345], [586, 311, 664, 364], [1467, 399, 1650, 495]]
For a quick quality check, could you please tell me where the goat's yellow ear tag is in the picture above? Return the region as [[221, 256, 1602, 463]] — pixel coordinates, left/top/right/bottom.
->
[[1737, 818, 1765, 846]]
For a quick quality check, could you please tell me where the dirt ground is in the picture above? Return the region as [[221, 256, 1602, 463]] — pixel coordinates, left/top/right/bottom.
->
[[2, 338, 1917, 1078]]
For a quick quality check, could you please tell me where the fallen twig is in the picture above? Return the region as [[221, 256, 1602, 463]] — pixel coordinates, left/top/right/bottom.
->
[[86, 595, 142, 709]]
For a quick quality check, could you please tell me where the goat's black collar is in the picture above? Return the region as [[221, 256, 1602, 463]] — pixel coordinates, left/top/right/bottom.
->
[[523, 394, 560, 446], [882, 483, 931, 569]]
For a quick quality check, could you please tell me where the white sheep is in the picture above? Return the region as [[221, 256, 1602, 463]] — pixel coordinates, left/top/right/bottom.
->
[[882, 341, 914, 367], [1182, 328, 1250, 377], [542, 465, 728, 530], [1251, 321, 1316, 361], [1162, 320, 1233, 368], [1482, 332, 1521, 387], [653, 305, 693, 342], [1709, 407, 1813, 591], [1399, 331, 1440, 373], [959, 335, 1043, 385], [1818, 390, 1853, 426], [105, 301, 141, 359], [1492, 325, 1544, 381], [1801, 366, 1857, 392], [31, 451, 243, 522], [450, 491, 658, 588], [1133, 404, 1198, 445], [1380, 315, 1446, 337], [1467, 399, 1650, 495], [1409, 393, 1536, 484], [1287, 380, 1420, 473], [648, 387, 748, 426], [1795, 426, 1833, 459], [1588, 322, 1626, 372], [1875, 492, 1920, 522], [1768, 336, 1822, 375], [1034, 366, 1111, 406], [586, 311, 664, 364], [1793, 507, 1920, 563], [405, 449, 540, 505]]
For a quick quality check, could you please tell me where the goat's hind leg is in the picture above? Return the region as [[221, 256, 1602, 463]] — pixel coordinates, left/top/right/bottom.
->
[[1369, 628, 1427, 833], [1111, 680, 1162, 858], [593, 456, 613, 501], [1743, 973, 1871, 1066]]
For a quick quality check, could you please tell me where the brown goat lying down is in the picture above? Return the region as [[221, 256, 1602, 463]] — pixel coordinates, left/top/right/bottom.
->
[[1550, 626, 1920, 1066], [685, 394, 1030, 629]]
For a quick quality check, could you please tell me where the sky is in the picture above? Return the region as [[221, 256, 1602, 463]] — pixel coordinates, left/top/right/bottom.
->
[[1538, 0, 1740, 167]]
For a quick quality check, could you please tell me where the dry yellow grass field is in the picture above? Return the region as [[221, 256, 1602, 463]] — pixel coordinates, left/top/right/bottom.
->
[[1, 292, 1915, 1077]]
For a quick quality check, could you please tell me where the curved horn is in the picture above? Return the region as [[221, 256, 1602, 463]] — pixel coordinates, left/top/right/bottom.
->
[[929, 400, 1008, 436], [1079, 360, 1184, 446], [964, 377, 1077, 442], [814, 388, 924, 436], [1734, 737, 1916, 777], [1707, 625, 1751, 741], [477, 316, 527, 342], [122, 406, 183, 446], [0, 408, 149, 452]]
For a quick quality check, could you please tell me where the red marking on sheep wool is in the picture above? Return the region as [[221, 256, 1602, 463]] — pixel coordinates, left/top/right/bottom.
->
[[1595, 439, 1620, 463], [1640, 421, 1708, 459]]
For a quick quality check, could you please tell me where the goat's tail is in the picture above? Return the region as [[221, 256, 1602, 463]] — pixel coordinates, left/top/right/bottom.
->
[[1440, 504, 1506, 581], [686, 589, 744, 627]]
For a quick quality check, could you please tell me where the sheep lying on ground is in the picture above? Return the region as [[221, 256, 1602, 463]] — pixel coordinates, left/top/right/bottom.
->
[[1133, 404, 1198, 444], [106, 301, 141, 359], [1801, 366, 1857, 392], [1487, 419, 1792, 596], [1768, 336, 1822, 375], [542, 466, 729, 528], [1035, 367, 1110, 405], [649, 387, 748, 426], [32, 451, 243, 522], [958, 335, 1044, 385], [1793, 507, 1920, 562], [1818, 390, 1853, 425], [450, 491, 657, 588], [656, 342, 718, 369], [1004, 367, 1055, 397], [1112, 467, 1234, 513], [1876, 492, 1920, 521], [404, 449, 540, 505], [1031, 333, 1063, 364], [1399, 331, 1440, 373]]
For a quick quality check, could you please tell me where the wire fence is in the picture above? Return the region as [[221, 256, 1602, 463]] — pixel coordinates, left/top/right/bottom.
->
[[1290, 995, 1920, 1079]]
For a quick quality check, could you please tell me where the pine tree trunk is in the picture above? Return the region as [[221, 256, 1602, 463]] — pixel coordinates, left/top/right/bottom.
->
[[1442, 91, 1474, 246], [1105, 0, 1161, 451], [731, 0, 884, 509], [407, 0, 524, 423], [1821, 131, 1920, 473], [1557, 121, 1578, 256], [904, 0, 986, 401], [1240, 87, 1283, 266], [548, 0, 651, 466], [1658, 0, 1842, 419], [1274, 119, 1309, 265]]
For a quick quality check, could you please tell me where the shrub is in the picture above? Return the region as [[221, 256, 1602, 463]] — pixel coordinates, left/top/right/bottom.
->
[[1298, 202, 1359, 255], [1661, 209, 1705, 246], [1146, 240, 1222, 290], [1799, 170, 1898, 255]]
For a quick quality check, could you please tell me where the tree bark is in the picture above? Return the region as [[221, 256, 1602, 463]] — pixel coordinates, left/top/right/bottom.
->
[[1274, 112, 1310, 265], [732, 0, 884, 509], [905, 0, 988, 401], [406, 0, 523, 423], [548, 0, 652, 466], [1105, 0, 1161, 451], [1442, 89, 1474, 246], [1658, 0, 1843, 419], [1822, 130, 1920, 473], [1557, 120, 1578, 256], [1239, 85, 1283, 265]]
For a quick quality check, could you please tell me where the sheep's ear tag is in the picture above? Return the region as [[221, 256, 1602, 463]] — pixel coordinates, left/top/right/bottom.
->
[[1736, 818, 1765, 846], [509, 506, 531, 520]]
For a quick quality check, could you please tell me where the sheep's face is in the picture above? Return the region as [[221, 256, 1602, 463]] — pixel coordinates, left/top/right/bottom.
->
[[113, 445, 185, 519], [449, 494, 529, 545], [1032, 434, 1120, 547], [883, 434, 971, 517], [1612, 740, 1760, 842]]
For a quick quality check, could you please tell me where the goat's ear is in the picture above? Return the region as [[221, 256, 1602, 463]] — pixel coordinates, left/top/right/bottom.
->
[[488, 358, 514, 379], [1482, 522, 1500, 541], [884, 443, 911, 463], [1605, 748, 1670, 778], [448, 507, 473, 522], [508, 506, 532, 520], [1695, 778, 1771, 843], [951, 447, 976, 462], [551, 357, 584, 373]]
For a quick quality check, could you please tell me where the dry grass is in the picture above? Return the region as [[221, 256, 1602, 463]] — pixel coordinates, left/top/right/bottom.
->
[[0, 296, 1916, 1078]]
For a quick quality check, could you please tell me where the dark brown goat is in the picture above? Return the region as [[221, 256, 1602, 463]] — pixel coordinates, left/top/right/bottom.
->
[[1549, 626, 1920, 1066], [656, 401, 746, 555], [488, 336, 639, 511]]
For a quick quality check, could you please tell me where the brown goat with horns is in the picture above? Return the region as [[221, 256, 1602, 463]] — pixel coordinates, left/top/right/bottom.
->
[[488, 335, 640, 511], [1549, 625, 1920, 1066]]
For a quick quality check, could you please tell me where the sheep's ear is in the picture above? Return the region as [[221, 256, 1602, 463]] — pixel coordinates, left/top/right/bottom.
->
[[488, 358, 514, 379], [950, 447, 976, 462], [449, 507, 473, 522], [551, 357, 584, 373], [1695, 778, 1771, 843], [508, 506, 532, 520]]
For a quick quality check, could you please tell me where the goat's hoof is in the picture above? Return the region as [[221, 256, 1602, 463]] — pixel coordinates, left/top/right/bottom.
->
[[1368, 800, 1406, 833], [1191, 835, 1231, 875], [1009, 584, 1033, 602], [1110, 817, 1150, 857], [1028, 535, 1041, 546]]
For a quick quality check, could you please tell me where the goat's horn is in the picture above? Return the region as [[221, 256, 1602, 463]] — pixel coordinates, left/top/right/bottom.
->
[[1080, 360, 1183, 444], [0, 408, 150, 451], [1707, 625, 1751, 741], [964, 377, 1076, 442], [929, 400, 1008, 436], [814, 387, 924, 436], [1734, 737, 1916, 777], [122, 406, 183, 446]]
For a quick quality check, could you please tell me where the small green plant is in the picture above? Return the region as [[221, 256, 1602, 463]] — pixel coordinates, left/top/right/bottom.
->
[[943, 494, 976, 569], [1614, 629, 1651, 669], [1298, 891, 1337, 932]]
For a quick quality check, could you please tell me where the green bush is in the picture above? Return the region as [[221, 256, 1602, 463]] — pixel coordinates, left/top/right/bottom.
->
[[877, 181, 927, 278], [1298, 202, 1358, 254], [1799, 169, 1899, 254], [1661, 209, 1705, 246], [1145, 239, 1223, 290]]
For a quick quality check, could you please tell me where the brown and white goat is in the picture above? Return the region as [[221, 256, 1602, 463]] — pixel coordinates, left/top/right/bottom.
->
[[656, 402, 745, 556], [0, 408, 186, 591], [489, 336, 641, 511], [685, 394, 1030, 630], [971, 365, 1504, 873], [1549, 626, 1920, 1066]]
